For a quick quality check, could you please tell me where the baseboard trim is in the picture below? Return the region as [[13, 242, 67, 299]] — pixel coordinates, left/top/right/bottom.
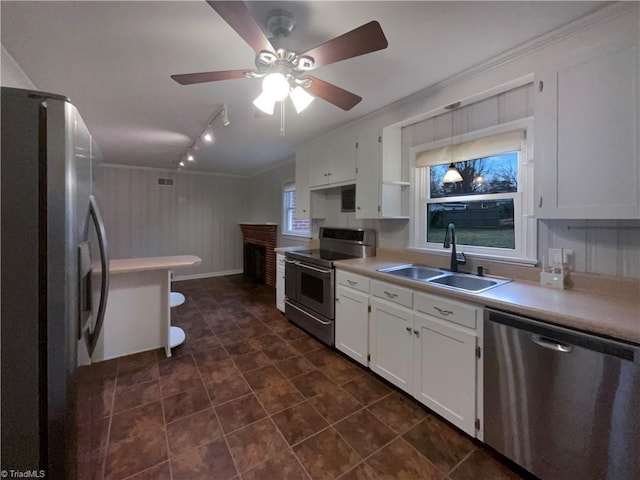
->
[[173, 269, 243, 281]]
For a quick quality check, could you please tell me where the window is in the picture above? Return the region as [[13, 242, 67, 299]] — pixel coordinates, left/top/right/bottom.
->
[[413, 119, 536, 264], [283, 182, 310, 236]]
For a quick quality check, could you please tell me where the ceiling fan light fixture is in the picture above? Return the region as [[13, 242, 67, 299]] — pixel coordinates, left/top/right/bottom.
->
[[253, 90, 276, 115], [443, 162, 463, 183], [262, 72, 290, 101], [290, 86, 314, 113]]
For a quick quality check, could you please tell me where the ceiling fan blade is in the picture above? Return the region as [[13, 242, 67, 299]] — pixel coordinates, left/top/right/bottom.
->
[[306, 76, 362, 111], [302, 21, 388, 68], [206, 1, 274, 54], [171, 70, 248, 85]]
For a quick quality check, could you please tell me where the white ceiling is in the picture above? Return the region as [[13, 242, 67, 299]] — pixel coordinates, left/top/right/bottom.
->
[[1, 1, 607, 175]]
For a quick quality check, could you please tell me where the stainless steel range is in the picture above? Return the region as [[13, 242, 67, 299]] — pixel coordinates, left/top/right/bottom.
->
[[284, 227, 376, 346]]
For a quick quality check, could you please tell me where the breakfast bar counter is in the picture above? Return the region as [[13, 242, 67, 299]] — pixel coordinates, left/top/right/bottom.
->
[[92, 255, 201, 361]]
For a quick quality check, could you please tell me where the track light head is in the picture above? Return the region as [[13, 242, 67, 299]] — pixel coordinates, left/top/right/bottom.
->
[[222, 104, 231, 126]]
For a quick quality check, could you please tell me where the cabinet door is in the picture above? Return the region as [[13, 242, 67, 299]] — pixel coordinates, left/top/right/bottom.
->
[[413, 312, 477, 436], [369, 297, 414, 392], [535, 45, 639, 219], [294, 144, 311, 218], [355, 129, 381, 219], [335, 286, 369, 366], [328, 130, 357, 185], [307, 138, 330, 188]]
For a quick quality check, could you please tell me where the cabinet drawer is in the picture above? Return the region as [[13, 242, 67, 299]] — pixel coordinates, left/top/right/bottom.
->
[[336, 270, 370, 293], [414, 292, 479, 330], [371, 280, 413, 308]]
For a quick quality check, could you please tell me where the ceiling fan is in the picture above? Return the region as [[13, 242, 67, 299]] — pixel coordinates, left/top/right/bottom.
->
[[171, 1, 389, 114]]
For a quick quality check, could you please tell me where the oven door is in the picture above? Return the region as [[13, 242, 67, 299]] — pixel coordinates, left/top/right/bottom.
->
[[293, 261, 334, 319]]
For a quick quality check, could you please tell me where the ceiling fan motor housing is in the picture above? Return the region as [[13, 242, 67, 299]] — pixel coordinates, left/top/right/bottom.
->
[[265, 9, 295, 38]]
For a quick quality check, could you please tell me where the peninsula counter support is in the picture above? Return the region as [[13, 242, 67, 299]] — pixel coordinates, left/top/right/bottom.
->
[[91, 255, 201, 362]]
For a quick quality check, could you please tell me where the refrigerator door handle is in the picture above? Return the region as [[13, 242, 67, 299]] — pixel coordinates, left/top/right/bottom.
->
[[86, 195, 109, 356]]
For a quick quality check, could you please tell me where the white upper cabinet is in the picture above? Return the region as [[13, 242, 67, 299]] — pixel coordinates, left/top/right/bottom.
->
[[534, 43, 639, 219], [308, 129, 356, 188], [355, 126, 381, 219], [294, 143, 311, 219], [355, 124, 409, 219]]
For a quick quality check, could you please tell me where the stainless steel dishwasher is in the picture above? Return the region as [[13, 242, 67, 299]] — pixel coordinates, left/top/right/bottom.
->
[[484, 309, 640, 480]]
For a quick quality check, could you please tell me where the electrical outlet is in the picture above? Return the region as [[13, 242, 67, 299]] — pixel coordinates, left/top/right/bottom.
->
[[548, 248, 573, 267]]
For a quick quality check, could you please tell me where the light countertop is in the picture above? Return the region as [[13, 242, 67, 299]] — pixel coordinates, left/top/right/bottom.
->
[[109, 255, 202, 274], [334, 256, 640, 345]]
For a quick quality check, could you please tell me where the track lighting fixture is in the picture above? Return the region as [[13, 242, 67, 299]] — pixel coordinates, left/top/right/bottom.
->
[[221, 104, 231, 126], [177, 104, 231, 169]]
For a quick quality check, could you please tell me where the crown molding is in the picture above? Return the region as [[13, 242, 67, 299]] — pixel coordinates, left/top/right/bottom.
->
[[101, 162, 247, 178]]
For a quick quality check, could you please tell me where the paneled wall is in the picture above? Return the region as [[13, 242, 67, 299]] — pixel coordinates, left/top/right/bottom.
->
[[539, 220, 640, 278], [97, 165, 248, 278]]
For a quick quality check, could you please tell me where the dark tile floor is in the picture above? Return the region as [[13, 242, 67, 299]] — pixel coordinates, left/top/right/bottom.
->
[[77, 275, 529, 480]]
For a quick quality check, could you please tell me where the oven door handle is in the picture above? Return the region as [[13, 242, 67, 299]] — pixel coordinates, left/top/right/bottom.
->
[[295, 262, 332, 275], [285, 300, 332, 325], [283, 258, 298, 264]]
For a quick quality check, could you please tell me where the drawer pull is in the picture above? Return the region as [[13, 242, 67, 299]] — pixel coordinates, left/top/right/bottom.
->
[[413, 329, 420, 337], [406, 326, 412, 333], [347, 280, 358, 286], [433, 306, 453, 316], [384, 291, 398, 299]]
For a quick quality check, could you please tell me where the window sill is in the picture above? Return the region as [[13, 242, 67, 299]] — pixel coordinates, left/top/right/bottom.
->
[[406, 246, 538, 267], [281, 233, 311, 239]]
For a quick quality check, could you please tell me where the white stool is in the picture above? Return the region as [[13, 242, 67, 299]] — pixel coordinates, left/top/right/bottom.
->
[[169, 291, 186, 348]]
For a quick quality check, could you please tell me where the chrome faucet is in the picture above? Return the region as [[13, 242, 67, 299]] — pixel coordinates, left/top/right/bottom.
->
[[443, 223, 466, 272]]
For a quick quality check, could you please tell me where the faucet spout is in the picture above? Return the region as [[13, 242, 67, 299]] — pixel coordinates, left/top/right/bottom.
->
[[443, 223, 460, 272]]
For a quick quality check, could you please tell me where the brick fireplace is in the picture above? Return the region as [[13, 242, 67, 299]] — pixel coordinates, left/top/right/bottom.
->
[[239, 223, 277, 287]]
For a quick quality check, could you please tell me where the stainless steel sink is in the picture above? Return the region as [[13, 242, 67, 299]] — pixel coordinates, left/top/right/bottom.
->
[[377, 264, 445, 280], [378, 264, 511, 293], [427, 273, 509, 293]]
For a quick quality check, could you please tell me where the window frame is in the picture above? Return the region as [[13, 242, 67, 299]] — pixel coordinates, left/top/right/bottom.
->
[[411, 117, 537, 265], [282, 181, 310, 237]]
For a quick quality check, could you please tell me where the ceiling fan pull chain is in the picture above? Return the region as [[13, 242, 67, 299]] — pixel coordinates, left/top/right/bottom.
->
[[280, 100, 285, 137]]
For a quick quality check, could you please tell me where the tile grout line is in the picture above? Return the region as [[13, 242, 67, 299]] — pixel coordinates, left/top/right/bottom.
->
[[446, 446, 478, 477], [98, 359, 120, 480], [158, 374, 175, 480]]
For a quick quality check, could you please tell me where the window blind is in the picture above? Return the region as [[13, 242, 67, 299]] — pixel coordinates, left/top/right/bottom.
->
[[415, 129, 524, 168]]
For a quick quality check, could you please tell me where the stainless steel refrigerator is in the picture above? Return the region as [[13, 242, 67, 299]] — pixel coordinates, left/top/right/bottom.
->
[[1, 87, 110, 479]]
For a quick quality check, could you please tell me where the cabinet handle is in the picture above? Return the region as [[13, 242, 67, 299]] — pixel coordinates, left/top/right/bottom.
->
[[335, 297, 340, 303], [384, 291, 398, 298], [357, 206, 361, 210], [433, 306, 453, 316], [413, 329, 420, 337], [347, 280, 358, 286], [406, 326, 412, 333], [327, 172, 332, 176], [538, 196, 543, 208]]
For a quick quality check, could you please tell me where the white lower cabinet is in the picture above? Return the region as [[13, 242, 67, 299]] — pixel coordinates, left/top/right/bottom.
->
[[413, 312, 478, 436], [335, 285, 370, 366], [369, 296, 414, 392], [276, 254, 285, 312], [336, 271, 482, 437]]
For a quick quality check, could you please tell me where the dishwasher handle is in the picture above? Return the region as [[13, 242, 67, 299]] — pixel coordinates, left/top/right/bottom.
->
[[530, 334, 573, 353]]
